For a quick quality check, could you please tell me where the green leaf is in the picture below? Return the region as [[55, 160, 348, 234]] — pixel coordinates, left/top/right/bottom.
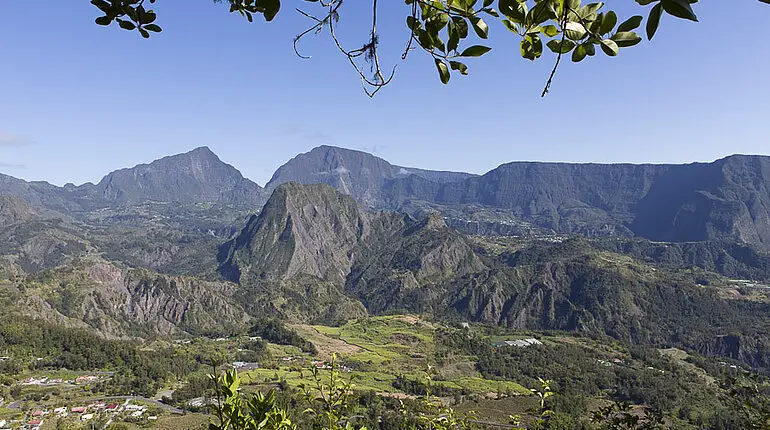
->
[[452, 17, 469, 38], [541, 24, 559, 37], [661, 0, 698, 21], [588, 12, 603, 33], [94, 16, 112, 26], [449, 60, 468, 75], [571, 43, 588, 62], [460, 45, 491, 56], [139, 27, 149, 38], [611, 31, 642, 47], [564, 21, 586, 40], [406, 16, 421, 30], [258, 0, 281, 21], [483, 0, 494, 7], [599, 38, 618, 56], [144, 24, 162, 32], [546, 39, 576, 53], [646, 3, 663, 39], [499, 0, 527, 23], [617, 15, 643, 32], [578, 2, 603, 20], [520, 33, 542, 60], [142, 11, 157, 24], [417, 29, 434, 49], [447, 20, 460, 52], [118, 20, 136, 30], [502, 19, 520, 33], [527, 1, 557, 26], [599, 10, 616, 34], [470, 16, 489, 39], [426, 11, 449, 33], [435, 58, 450, 84], [482, 8, 500, 17]]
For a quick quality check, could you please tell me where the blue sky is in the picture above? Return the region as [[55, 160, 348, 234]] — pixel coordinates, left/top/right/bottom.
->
[[0, 1, 768, 186]]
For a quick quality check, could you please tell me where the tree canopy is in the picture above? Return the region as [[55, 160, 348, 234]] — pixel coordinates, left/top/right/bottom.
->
[[90, 0, 767, 96]]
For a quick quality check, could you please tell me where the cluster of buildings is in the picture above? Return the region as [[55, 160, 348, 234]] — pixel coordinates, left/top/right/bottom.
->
[[19, 375, 100, 387], [596, 358, 625, 367], [311, 360, 351, 372], [232, 361, 260, 371], [492, 338, 543, 348], [4, 400, 154, 430]]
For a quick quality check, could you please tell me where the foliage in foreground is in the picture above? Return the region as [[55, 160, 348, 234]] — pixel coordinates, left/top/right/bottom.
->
[[208, 353, 770, 430], [210, 355, 479, 430], [87, 0, 768, 95]]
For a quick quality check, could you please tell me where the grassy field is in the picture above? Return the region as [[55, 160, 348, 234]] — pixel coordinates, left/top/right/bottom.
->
[[237, 315, 531, 398]]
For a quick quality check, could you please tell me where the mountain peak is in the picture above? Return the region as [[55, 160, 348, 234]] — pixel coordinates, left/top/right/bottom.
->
[[265, 145, 475, 207], [93, 147, 265, 206], [186, 146, 219, 159], [219, 182, 371, 283]]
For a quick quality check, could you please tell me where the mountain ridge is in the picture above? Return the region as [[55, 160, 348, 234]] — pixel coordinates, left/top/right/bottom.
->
[[2, 146, 770, 249]]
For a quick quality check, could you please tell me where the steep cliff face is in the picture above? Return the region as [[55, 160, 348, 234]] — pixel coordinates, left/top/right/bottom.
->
[[219, 183, 495, 321], [413, 155, 770, 247], [219, 183, 382, 283]]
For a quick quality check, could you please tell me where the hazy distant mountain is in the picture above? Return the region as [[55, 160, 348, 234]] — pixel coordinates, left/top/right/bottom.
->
[[262, 146, 770, 249], [265, 145, 476, 207], [378, 155, 770, 248], [2, 145, 769, 249], [0, 147, 266, 216], [89, 146, 266, 206]]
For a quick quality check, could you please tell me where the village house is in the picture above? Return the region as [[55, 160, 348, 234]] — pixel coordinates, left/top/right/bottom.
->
[[21, 377, 47, 386], [125, 404, 146, 412], [75, 375, 99, 384], [71, 406, 87, 414], [26, 419, 43, 429], [89, 401, 106, 409], [492, 338, 543, 348], [232, 361, 260, 371], [187, 397, 212, 408], [81, 413, 94, 421]]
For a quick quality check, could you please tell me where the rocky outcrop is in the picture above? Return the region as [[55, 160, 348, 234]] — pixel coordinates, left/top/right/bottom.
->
[[22, 261, 251, 338], [0, 195, 37, 227]]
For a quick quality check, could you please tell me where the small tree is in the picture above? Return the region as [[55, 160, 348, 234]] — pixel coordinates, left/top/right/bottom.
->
[[209, 368, 297, 430], [298, 354, 366, 430]]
